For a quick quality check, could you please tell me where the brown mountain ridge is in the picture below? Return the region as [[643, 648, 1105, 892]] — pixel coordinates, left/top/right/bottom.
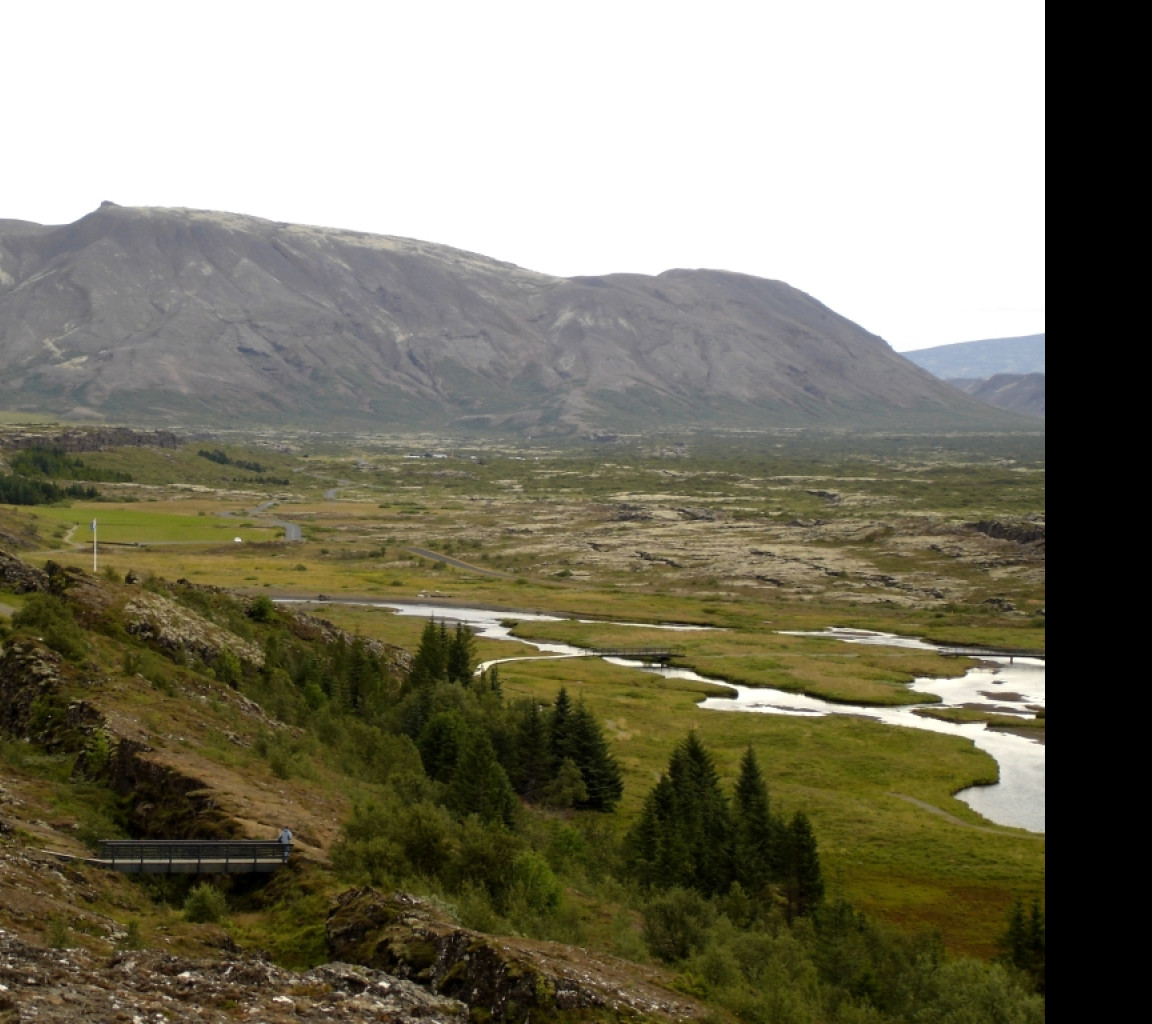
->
[[0, 203, 1026, 433]]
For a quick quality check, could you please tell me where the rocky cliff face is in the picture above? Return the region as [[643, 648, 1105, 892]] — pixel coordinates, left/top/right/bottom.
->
[[0, 203, 1021, 432]]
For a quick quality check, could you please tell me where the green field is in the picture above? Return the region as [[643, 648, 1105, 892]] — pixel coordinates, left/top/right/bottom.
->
[[27, 505, 282, 545]]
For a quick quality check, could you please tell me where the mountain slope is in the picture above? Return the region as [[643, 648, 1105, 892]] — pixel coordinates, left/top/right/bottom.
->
[[950, 373, 1045, 419], [902, 334, 1045, 379], [0, 203, 1029, 432]]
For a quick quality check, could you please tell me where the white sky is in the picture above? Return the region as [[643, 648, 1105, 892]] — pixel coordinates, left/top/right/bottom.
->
[[2, 0, 1043, 352]]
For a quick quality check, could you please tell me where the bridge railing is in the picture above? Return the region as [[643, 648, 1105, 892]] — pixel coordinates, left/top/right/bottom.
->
[[97, 839, 290, 874]]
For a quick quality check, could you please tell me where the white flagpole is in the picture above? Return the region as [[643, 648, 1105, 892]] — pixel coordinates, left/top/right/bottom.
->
[[91, 518, 97, 573]]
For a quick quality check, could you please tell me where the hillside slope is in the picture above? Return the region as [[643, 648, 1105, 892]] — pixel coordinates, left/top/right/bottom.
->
[[950, 373, 1045, 419], [0, 552, 707, 1023], [0, 204, 1027, 432], [903, 334, 1045, 379]]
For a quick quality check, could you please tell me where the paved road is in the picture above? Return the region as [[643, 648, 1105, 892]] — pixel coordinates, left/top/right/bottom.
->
[[402, 546, 509, 579], [276, 521, 303, 542]]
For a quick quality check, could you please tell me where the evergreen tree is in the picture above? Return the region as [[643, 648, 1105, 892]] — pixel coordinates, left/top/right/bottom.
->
[[482, 663, 502, 697], [542, 757, 589, 809], [666, 731, 733, 896], [732, 746, 778, 897], [782, 810, 824, 919], [446, 622, 476, 685], [1000, 896, 1045, 994], [625, 731, 733, 896], [345, 637, 378, 711], [409, 618, 448, 687], [565, 698, 624, 811], [548, 687, 574, 771], [628, 774, 693, 890], [417, 710, 468, 782], [446, 729, 519, 827], [507, 698, 551, 801]]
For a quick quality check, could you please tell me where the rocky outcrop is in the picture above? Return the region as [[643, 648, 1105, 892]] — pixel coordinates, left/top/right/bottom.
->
[[326, 888, 708, 1022], [0, 546, 48, 592], [0, 928, 467, 1024], [288, 609, 412, 676], [107, 739, 242, 840], [0, 427, 181, 451], [967, 519, 1045, 546], [0, 636, 243, 838], [0, 638, 74, 745], [122, 589, 265, 671]]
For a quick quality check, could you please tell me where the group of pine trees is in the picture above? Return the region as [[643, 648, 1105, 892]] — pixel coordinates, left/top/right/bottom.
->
[[1000, 896, 1045, 995], [394, 619, 623, 825], [627, 732, 824, 920], [0, 475, 100, 504]]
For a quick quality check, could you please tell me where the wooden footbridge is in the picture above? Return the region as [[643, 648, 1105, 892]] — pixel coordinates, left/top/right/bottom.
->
[[938, 646, 1045, 663], [96, 839, 291, 874], [585, 647, 680, 665]]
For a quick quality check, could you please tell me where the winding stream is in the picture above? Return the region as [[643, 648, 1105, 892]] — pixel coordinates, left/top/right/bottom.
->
[[279, 601, 1045, 834]]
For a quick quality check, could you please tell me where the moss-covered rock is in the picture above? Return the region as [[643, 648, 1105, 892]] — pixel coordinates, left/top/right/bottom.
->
[[326, 888, 708, 1023]]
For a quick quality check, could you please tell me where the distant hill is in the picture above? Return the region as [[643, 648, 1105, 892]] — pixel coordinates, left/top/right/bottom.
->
[[0, 203, 1033, 434], [903, 334, 1045, 380], [949, 373, 1045, 419], [902, 335, 1045, 421]]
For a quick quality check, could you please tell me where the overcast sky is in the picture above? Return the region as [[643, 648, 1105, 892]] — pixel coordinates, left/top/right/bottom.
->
[[3, 0, 1042, 352]]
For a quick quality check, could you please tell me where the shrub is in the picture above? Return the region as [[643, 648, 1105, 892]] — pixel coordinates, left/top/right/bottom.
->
[[641, 886, 716, 962], [249, 595, 276, 622], [184, 883, 228, 923], [10, 592, 88, 661]]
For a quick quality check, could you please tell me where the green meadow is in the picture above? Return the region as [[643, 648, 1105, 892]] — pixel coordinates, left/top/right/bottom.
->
[[27, 505, 281, 546]]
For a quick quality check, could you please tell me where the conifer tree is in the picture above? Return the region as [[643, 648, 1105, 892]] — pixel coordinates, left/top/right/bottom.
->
[[565, 698, 623, 811], [481, 663, 502, 696], [628, 774, 693, 890], [782, 810, 824, 919], [508, 698, 551, 801], [409, 618, 448, 688], [446, 622, 476, 685], [732, 746, 778, 897], [626, 731, 733, 896], [446, 728, 519, 827], [673, 731, 733, 896], [417, 710, 467, 782]]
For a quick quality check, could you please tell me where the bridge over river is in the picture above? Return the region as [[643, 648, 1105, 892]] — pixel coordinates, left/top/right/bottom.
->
[[938, 646, 1045, 663], [584, 647, 680, 665]]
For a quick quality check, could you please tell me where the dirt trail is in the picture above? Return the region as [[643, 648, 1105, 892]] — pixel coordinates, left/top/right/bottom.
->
[[889, 793, 1044, 838]]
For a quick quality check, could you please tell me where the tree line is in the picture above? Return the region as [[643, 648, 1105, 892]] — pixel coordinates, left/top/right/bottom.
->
[[7, 447, 133, 482], [0, 475, 100, 504]]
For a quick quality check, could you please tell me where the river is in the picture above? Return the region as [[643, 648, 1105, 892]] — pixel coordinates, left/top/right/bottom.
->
[[278, 601, 1045, 834]]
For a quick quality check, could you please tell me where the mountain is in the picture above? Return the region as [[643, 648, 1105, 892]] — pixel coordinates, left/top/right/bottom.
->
[[902, 335, 1045, 420], [0, 203, 1031, 433], [902, 334, 1045, 380], [949, 373, 1045, 419]]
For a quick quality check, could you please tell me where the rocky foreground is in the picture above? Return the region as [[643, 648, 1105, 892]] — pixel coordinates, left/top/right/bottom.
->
[[0, 927, 468, 1023], [0, 883, 707, 1024]]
